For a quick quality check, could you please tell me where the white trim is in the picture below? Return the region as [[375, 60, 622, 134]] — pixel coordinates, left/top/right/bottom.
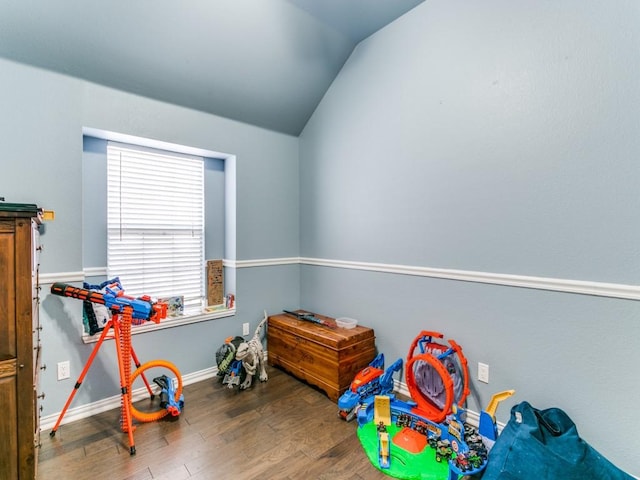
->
[[299, 257, 640, 301], [40, 352, 271, 432], [41, 368, 494, 433], [394, 379, 504, 432], [40, 271, 84, 284], [232, 257, 300, 268], [83, 127, 231, 160], [83, 267, 107, 277], [39, 271, 235, 339], [40, 366, 218, 431], [85, 264, 236, 278], [81, 307, 236, 343], [42, 256, 640, 301], [45, 263, 236, 282]]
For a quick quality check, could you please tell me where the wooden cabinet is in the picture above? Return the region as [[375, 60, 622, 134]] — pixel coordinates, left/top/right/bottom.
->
[[0, 204, 42, 480], [267, 312, 376, 402]]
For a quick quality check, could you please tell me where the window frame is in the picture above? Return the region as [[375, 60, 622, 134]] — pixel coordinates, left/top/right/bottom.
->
[[81, 129, 236, 342]]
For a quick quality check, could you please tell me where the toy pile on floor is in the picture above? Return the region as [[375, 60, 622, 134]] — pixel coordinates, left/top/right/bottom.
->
[[338, 330, 513, 480], [215, 311, 269, 390]]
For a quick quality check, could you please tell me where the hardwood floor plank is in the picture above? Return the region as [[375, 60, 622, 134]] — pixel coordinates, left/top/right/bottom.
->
[[38, 366, 471, 479], [151, 464, 192, 480]]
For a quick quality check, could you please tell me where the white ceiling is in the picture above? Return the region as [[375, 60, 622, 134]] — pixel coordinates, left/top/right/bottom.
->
[[0, 0, 424, 136]]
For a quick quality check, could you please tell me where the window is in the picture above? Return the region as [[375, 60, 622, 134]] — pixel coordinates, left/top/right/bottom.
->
[[107, 142, 205, 313], [81, 131, 235, 341]]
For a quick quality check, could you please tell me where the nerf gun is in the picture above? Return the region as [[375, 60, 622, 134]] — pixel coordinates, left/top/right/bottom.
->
[[153, 375, 184, 416], [50, 281, 167, 323], [283, 310, 336, 329]]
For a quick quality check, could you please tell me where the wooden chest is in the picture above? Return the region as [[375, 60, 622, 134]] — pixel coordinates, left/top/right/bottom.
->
[[267, 312, 376, 402]]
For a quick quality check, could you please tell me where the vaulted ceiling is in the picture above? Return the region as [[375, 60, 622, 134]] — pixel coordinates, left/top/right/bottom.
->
[[0, 0, 424, 136]]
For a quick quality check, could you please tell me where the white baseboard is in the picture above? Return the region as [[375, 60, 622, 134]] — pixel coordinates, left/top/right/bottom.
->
[[41, 351, 272, 431], [40, 366, 218, 431], [41, 364, 496, 433], [39, 366, 639, 479], [393, 378, 502, 432]]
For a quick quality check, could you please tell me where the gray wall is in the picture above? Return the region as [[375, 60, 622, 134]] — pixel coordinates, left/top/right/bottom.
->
[[299, 0, 639, 475], [0, 0, 638, 475], [0, 57, 300, 420]]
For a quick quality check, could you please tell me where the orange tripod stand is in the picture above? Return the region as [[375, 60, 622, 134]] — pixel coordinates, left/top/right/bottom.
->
[[49, 305, 183, 455]]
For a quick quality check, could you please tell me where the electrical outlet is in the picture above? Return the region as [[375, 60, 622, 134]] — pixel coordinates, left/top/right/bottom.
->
[[57, 361, 70, 381], [478, 362, 489, 384], [243, 323, 250, 336]]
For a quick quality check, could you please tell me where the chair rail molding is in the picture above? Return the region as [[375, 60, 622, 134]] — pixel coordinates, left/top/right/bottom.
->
[[40, 257, 640, 301]]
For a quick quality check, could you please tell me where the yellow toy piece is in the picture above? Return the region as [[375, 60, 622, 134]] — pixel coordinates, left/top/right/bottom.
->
[[486, 389, 515, 420], [379, 430, 391, 468], [374, 395, 391, 426]]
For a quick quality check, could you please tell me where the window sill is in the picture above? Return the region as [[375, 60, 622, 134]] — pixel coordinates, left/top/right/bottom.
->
[[81, 306, 236, 344]]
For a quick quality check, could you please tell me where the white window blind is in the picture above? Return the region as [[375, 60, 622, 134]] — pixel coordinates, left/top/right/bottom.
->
[[107, 142, 205, 312]]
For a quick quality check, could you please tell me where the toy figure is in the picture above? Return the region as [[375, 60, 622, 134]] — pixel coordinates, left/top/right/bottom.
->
[[435, 439, 453, 463], [235, 311, 269, 390], [216, 335, 247, 388]]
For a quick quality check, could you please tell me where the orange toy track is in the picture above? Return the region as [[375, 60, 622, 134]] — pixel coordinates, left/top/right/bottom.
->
[[129, 359, 183, 423], [405, 330, 470, 423]]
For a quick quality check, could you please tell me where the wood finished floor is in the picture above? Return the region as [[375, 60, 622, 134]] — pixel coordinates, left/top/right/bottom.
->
[[39, 366, 476, 480], [39, 366, 395, 480]]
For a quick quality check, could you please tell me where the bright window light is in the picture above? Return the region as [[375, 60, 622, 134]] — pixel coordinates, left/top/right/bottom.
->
[[107, 142, 205, 313]]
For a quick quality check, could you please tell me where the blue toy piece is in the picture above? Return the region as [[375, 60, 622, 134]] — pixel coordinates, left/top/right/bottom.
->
[[222, 359, 245, 388], [215, 335, 248, 389], [51, 280, 167, 323], [153, 375, 185, 416], [338, 353, 403, 421], [478, 410, 498, 442]]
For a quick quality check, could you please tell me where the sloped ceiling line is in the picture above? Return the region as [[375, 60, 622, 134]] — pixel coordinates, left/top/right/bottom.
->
[[0, 0, 424, 135]]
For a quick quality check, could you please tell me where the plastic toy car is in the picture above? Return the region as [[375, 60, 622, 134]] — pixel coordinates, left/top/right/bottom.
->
[[468, 450, 486, 469], [435, 439, 453, 462], [455, 453, 472, 472]]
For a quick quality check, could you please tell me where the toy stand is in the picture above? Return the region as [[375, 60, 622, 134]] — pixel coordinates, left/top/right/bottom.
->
[[50, 307, 153, 455]]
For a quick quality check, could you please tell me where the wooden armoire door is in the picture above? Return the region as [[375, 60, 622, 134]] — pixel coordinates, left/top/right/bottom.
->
[[0, 204, 41, 480]]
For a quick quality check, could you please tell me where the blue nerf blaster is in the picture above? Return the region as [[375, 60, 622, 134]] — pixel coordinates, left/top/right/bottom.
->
[[50, 281, 167, 323], [153, 375, 184, 416]]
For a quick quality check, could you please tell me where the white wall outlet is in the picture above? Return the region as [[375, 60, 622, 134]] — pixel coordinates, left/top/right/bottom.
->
[[478, 362, 489, 384], [57, 361, 70, 381], [478, 362, 489, 383], [242, 322, 250, 336]]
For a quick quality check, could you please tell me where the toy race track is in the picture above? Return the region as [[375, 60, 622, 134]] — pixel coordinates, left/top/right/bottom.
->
[[358, 420, 450, 480], [340, 330, 514, 480]]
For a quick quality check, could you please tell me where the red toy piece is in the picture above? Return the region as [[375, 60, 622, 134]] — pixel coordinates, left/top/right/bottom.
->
[[405, 331, 470, 423]]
